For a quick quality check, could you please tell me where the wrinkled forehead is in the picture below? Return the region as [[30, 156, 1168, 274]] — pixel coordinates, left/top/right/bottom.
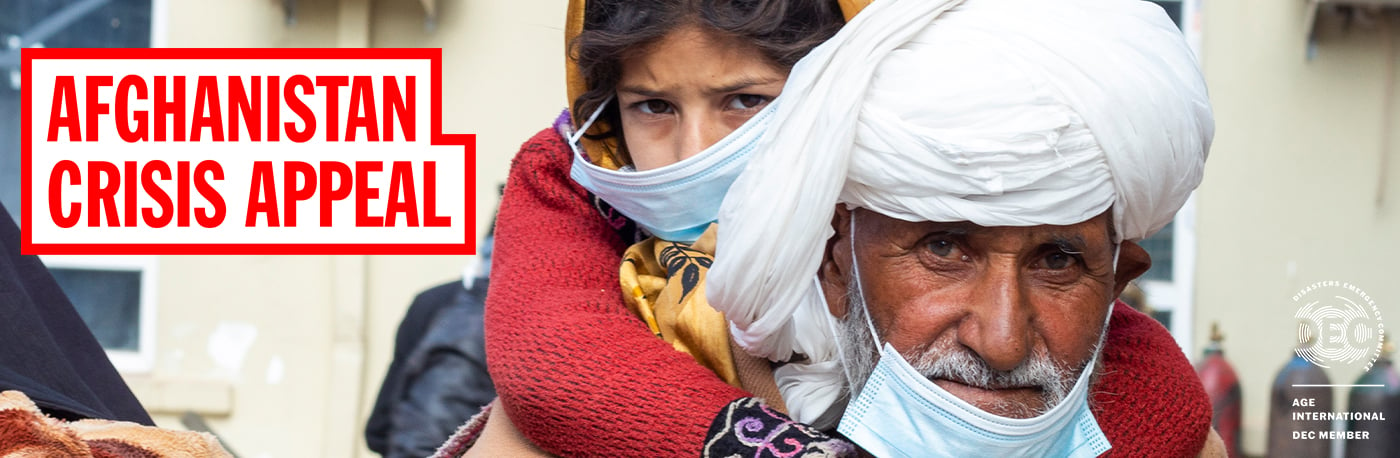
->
[[855, 208, 1118, 249]]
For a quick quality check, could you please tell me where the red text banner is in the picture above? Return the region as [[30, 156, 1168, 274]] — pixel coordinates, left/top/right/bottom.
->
[[22, 48, 476, 255]]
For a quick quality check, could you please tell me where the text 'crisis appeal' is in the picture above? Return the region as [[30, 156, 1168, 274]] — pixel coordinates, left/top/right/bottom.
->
[[22, 49, 476, 255]]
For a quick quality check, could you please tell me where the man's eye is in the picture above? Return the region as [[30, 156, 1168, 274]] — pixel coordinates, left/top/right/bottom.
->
[[727, 94, 769, 110], [927, 239, 956, 257], [638, 99, 673, 114], [1042, 252, 1077, 270]]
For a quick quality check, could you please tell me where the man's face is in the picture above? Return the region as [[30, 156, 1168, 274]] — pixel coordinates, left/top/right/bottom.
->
[[819, 208, 1148, 419]]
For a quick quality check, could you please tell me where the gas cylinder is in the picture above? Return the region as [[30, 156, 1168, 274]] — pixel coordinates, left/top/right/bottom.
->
[[1267, 338, 1333, 458], [1196, 323, 1242, 457], [1344, 338, 1400, 458]]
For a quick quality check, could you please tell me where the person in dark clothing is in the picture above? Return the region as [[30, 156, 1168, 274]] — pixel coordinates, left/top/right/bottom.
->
[[365, 234, 496, 457], [0, 201, 153, 425]]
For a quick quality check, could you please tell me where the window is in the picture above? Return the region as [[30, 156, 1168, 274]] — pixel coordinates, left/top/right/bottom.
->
[[2, 0, 164, 372], [1134, 197, 1199, 353], [43, 255, 159, 371]]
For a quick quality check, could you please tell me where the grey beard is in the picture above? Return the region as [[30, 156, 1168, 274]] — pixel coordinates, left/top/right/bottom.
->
[[836, 280, 879, 402], [834, 276, 1106, 419]]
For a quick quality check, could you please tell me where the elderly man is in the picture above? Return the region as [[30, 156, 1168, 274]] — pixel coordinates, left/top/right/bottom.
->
[[458, 0, 1221, 456], [707, 0, 1221, 456]]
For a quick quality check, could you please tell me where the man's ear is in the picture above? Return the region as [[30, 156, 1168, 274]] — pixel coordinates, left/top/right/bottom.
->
[[1112, 240, 1152, 298], [820, 206, 854, 318]]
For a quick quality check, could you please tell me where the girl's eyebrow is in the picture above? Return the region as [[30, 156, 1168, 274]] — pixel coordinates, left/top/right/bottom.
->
[[705, 76, 783, 95], [616, 85, 668, 98], [618, 76, 783, 99]]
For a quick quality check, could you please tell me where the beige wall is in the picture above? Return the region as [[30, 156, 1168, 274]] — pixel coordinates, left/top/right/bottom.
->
[[128, 0, 568, 456], [1195, 2, 1400, 456]]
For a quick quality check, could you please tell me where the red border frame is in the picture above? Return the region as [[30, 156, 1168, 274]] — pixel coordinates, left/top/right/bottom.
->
[[21, 48, 477, 255]]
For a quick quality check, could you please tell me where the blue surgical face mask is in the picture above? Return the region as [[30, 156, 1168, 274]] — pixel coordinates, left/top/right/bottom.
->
[[566, 97, 779, 243], [832, 213, 1115, 458]]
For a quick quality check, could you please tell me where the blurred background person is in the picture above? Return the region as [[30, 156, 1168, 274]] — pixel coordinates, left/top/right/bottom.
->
[[365, 197, 499, 458]]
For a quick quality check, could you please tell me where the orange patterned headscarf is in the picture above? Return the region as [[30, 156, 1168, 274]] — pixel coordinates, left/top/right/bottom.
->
[[562, 0, 872, 171]]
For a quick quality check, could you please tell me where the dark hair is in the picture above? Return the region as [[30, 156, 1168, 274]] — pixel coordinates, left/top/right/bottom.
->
[[571, 0, 844, 161]]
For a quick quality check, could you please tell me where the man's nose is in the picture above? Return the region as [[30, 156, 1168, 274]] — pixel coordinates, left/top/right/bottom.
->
[[958, 261, 1034, 372], [676, 113, 728, 162]]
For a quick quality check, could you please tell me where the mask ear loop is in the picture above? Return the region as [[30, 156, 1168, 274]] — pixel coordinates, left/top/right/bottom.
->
[[848, 211, 884, 348], [821, 210, 881, 400], [818, 276, 860, 399], [1111, 243, 1120, 276], [1105, 243, 1121, 327], [568, 94, 614, 155]]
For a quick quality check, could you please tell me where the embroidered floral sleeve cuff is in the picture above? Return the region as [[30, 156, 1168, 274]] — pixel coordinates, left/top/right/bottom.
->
[[703, 398, 856, 458]]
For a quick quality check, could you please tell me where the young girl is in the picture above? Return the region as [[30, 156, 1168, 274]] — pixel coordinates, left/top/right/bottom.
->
[[474, 0, 1214, 456], [471, 1, 851, 455]]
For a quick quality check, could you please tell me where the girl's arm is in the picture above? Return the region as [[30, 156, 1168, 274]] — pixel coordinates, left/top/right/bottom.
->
[[485, 127, 749, 456]]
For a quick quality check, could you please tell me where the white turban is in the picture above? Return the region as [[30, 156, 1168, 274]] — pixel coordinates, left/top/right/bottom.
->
[[707, 0, 1213, 425]]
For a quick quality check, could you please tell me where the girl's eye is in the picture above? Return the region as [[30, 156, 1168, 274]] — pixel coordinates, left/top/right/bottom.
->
[[638, 99, 674, 115], [927, 239, 956, 257], [727, 94, 769, 110]]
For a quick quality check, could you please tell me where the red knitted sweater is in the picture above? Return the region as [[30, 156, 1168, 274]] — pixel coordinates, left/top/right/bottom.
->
[[485, 126, 1212, 457]]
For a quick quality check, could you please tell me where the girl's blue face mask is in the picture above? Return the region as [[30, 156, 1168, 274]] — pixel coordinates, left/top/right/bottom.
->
[[566, 97, 779, 243]]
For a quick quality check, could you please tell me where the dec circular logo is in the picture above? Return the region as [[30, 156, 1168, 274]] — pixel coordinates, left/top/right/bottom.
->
[[1293, 281, 1385, 370]]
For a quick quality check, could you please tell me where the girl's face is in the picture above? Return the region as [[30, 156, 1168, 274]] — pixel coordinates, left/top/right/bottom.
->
[[616, 25, 786, 171]]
